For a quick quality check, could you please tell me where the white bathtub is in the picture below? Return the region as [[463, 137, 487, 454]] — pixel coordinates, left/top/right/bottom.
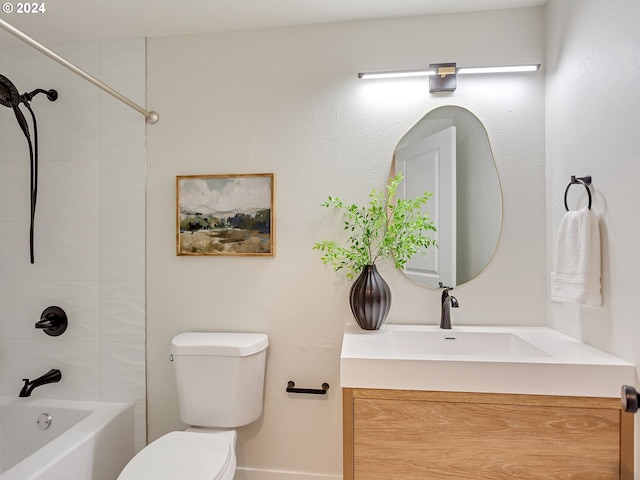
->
[[0, 397, 135, 480]]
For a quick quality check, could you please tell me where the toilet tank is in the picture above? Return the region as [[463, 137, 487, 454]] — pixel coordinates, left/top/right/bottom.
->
[[171, 332, 269, 428]]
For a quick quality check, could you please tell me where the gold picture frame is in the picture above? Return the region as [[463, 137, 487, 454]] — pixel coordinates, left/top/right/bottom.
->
[[177, 173, 275, 256]]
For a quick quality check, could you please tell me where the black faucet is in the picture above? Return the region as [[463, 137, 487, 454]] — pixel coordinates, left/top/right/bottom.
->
[[19, 369, 62, 397], [440, 284, 459, 329]]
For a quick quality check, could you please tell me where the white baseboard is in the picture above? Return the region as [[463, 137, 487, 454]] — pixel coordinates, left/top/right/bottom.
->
[[235, 467, 342, 480]]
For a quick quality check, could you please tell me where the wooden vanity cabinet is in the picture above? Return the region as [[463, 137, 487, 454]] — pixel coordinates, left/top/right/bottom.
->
[[343, 388, 634, 480]]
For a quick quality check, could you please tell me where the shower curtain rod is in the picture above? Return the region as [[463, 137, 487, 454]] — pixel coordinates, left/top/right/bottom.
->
[[0, 18, 159, 124]]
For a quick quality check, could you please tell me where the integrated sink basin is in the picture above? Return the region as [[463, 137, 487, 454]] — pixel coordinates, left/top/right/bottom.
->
[[341, 324, 634, 397], [391, 330, 550, 358]]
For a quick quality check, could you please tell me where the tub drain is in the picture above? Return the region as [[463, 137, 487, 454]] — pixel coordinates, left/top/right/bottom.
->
[[37, 413, 52, 430]]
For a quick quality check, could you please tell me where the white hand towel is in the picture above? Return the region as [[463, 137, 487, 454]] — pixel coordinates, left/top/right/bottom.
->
[[551, 207, 602, 306]]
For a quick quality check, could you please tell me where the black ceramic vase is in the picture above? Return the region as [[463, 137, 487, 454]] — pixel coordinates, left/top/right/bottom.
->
[[349, 265, 392, 330]]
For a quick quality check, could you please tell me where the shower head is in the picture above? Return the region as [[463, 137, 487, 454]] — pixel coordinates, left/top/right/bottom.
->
[[0, 75, 58, 106], [0, 73, 20, 107], [0, 74, 30, 138], [0, 75, 58, 139]]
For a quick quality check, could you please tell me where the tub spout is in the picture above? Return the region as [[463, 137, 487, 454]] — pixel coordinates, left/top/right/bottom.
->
[[19, 368, 62, 397]]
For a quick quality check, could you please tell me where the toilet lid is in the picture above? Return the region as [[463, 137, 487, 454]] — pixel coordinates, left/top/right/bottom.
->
[[118, 431, 233, 480]]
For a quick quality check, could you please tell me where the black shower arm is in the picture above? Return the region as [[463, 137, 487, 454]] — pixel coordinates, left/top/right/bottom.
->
[[20, 88, 58, 103]]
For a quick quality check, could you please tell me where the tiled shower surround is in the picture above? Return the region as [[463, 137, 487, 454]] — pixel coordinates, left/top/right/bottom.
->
[[0, 38, 146, 450]]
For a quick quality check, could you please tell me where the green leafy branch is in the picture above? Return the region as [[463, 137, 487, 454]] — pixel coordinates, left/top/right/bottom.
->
[[313, 172, 437, 279]]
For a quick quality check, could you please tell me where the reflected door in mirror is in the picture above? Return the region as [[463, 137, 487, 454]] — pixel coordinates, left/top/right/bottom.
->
[[396, 126, 457, 287]]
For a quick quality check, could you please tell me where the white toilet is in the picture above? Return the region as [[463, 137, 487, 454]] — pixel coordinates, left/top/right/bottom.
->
[[118, 332, 269, 480]]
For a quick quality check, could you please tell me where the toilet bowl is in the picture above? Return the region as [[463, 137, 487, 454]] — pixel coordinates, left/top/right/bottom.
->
[[117, 332, 269, 479], [118, 430, 236, 480]]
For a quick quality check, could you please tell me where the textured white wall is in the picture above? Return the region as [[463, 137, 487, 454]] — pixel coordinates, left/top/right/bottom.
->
[[544, 0, 640, 465], [147, 7, 545, 477], [0, 39, 146, 451]]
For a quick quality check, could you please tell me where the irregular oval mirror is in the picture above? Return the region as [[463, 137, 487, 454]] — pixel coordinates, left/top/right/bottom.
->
[[394, 105, 502, 288]]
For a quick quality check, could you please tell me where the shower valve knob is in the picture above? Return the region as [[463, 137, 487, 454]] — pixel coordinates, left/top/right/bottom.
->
[[35, 306, 68, 337]]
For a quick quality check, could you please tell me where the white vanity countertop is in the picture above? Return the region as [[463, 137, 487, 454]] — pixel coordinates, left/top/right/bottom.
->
[[340, 324, 635, 398]]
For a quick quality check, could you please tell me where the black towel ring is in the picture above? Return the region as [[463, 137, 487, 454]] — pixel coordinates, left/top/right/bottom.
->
[[564, 175, 592, 211]]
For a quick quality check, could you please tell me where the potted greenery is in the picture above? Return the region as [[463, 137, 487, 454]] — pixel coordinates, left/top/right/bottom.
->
[[313, 172, 437, 330]]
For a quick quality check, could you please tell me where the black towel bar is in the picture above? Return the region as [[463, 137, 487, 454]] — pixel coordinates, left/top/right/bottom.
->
[[564, 175, 592, 211], [286, 380, 329, 395]]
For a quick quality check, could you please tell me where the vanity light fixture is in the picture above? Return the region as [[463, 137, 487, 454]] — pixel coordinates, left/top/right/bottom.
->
[[358, 62, 541, 93]]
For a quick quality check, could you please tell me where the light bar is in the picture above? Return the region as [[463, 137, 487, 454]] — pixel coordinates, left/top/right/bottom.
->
[[357, 69, 436, 80], [457, 64, 540, 74]]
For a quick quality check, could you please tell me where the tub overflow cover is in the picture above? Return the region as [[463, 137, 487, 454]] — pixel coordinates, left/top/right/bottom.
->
[[36, 413, 52, 430]]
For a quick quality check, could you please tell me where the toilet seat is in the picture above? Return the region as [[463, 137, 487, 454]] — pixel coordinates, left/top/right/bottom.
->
[[117, 431, 235, 480]]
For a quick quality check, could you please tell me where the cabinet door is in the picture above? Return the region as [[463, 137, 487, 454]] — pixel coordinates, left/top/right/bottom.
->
[[353, 397, 621, 479]]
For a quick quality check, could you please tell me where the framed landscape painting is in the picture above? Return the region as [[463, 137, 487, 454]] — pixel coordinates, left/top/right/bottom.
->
[[177, 173, 275, 256]]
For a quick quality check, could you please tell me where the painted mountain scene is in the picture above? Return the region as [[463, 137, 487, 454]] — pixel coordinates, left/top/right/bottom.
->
[[177, 174, 274, 256]]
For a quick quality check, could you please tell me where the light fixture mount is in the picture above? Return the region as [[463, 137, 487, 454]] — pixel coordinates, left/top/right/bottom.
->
[[429, 63, 457, 93]]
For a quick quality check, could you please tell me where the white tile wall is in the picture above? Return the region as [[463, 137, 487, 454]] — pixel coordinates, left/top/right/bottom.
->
[[0, 38, 146, 450], [99, 281, 145, 344]]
